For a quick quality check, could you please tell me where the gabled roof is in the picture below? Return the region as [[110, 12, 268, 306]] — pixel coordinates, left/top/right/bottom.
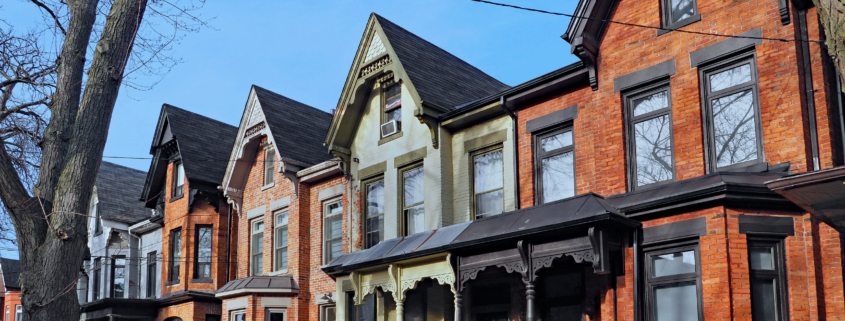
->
[[0, 258, 20, 290], [163, 105, 239, 185], [253, 86, 333, 166], [95, 162, 149, 224], [373, 14, 510, 109]]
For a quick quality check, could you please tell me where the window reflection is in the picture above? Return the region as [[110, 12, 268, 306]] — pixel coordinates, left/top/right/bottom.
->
[[474, 149, 504, 218], [670, 0, 696, 23]]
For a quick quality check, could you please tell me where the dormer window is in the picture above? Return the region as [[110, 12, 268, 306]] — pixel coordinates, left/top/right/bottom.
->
[[381, 80, 402, 138], [172, 162, 185, 199], [661, 0, 699, 34]]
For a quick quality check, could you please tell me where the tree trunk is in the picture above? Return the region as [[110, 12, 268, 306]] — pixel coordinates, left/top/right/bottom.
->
[[0, 0, 148, 319], [814, 0, 845, 90]]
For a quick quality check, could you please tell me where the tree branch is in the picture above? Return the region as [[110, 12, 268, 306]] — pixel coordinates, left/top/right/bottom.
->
[[29, 0, 67, 35]]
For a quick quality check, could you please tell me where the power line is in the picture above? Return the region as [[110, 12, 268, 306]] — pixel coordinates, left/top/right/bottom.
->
[[470, 0, 825, 45]]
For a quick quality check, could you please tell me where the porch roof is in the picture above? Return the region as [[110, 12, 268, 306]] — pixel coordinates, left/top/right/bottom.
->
[[322, 193, 639, 275], [215, 275, 299, 299], [767, 165, 845, 233]]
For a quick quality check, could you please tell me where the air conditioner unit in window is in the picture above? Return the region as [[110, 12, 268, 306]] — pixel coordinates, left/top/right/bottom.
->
[[381, 120, 401, 138]]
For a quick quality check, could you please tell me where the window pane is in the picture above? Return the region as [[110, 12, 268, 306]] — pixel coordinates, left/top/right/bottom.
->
[[385, 84, 401, 110], [269, 312, 285, 321], [474, 150, 504, 193], [276, 247, 288, 270], [751, 278, 778, 321], [324, 307, 336, 321], [653, 282, 699, 321], [252, 233, 263, 254], [710, 64, 752, 92], [327, 216, 343, 239], [635, 115, 674, 185], [265, 150, 275, 185], [749, 247, 775, 270], [542, 151, 575, 202], [633, 91, 669, 116], [403, 166, 424, 206], [386, 109, 401, 122], [652, 250, 696, 277], [176, 164, 185, 187], [276, 212, 288, 226], [328, 202, 342, 215], [541, 131, 573, 152], [366, 216, 383, 248], [197, 227, 212, 267], [475, 189, 504, 218], [406, 204, 425, 235], [670, 0, 696, 23], [712, 89, 758, 167], [366, 181, 385, 218], [233, 313, 246, 321], [253, 254, 263, 275], [254, 221, 264, 233], [328, 239, 343, 263]]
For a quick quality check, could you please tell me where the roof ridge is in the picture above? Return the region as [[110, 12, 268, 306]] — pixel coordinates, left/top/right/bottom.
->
[[251, 85, 331, 116], [373, 13, 508, 89], [164, 103, 237, 130]]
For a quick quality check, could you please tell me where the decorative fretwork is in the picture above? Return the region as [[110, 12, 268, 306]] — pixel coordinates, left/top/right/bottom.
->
[[244, 122, 266, 137], [458, 266, 486, 291], [532, 253, 564, 275], [566, 250, 598, 264], [360, 55, 392, 78], [496, 260, 524, 275]]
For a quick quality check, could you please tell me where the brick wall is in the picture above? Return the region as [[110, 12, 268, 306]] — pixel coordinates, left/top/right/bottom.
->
[[156, 300, 222, 321], [3, 291, 20, 321]]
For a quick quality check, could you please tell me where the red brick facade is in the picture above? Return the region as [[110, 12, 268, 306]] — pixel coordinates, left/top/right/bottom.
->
[[2, 290, 20, 321]]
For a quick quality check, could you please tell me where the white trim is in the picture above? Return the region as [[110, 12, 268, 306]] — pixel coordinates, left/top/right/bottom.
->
[[261, 297, 293, 307]]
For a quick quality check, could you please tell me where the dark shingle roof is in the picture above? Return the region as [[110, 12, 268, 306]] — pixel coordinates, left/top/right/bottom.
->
[[1, 258, 20, 290], [216, 276, 299, 297], [95, 162, 149, 223], [374, 14, 510, 109], [164, 105, 238, 185], [252, 86, 334, 166]]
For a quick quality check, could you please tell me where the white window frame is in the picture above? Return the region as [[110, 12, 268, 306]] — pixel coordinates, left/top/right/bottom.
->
[[14, 305, 21, 321], [230, 310, 246, 321], [273, 210, 289, 272], [251, 218, 265, 276], [323, 199, 343, 264], [320, 304, 336, 321], [266, 308, 286, 321]]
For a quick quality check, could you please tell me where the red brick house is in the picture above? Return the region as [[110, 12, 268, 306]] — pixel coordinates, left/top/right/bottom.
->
[[0, 258, 20, 321], [321, 1, 845, 321], [216, 86, 343, 321]]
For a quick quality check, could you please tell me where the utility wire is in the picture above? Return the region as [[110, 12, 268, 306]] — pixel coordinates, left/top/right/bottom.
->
[[470, 0, 825, 45]]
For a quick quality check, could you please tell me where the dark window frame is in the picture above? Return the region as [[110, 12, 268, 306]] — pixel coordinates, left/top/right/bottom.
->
[[273, 210, 289, 272], [381, 79, 402, 126], [470, 144, 505, 220], [747, 236, 790, 321], [92, 258, 101, 300], [193, 225, 213, 280], [171, 162, 185, 199], [110, 255, 126, 298], [699, 53, 765, 172], [169, 228, 182, 283], [623, 81, 677, 190], [643, 241, 704, 321], [660, 0, 700, 32], [533, 125, 576, 204], [93, 203, 103, 235], [363, 176, 385, 249], [323, 199, 343, 264], [264, 148, 275, 187], [399, 162, 424, 236], [146, 251, 157, 298]]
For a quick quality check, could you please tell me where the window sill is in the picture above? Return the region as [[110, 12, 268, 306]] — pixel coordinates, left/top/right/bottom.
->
[[191, 278, 213, 284], [268, 269, 289, 276], [657, 13, 701, 36], [169, 194, 184, 203], [261, 183, 275, 191], [378, 131, 403, 145], [165, 280, 180, 287]]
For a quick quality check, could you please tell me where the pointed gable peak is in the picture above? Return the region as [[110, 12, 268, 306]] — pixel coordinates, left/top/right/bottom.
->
[[364, 33, 386, 62]]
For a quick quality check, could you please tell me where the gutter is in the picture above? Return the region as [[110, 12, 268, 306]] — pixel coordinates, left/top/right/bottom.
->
[[796, 8, 821, 170], [501, 96, 521, 209]]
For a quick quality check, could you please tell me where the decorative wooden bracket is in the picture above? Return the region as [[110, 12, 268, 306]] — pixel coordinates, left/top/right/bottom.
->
[[571, 36, 599, 91]]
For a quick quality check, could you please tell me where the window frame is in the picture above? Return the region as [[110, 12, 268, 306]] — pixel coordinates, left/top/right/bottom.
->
[[533, 125, 576, 204], [273, 210, 289, 272], [169, 228, 182, 283], [362, 177, 385, 249], [623, 81, 676, 190], [146, 251, 157, 298], [644, 242, 704, 321], [13, 306, 20, 321], [323, 198, 344, 264], [399, 162, 425, 236], [264, 148, 275, 187], [93, 202, 102, 235], [230, 310, 246, 321], [171, 162, 185, 199], [660, 0, 700, 31], [470, 145, 505, 220], [699, 53, 765, 172], [381, 79, 402, 126], [320, 305, 336, 321], [110, 255, 126, 298], [266, 308, 286, 321], [251, 218, 265, 276], [92, 258, 101, 300], [747, 236, 790, 321], [194, 225, 213, 280]]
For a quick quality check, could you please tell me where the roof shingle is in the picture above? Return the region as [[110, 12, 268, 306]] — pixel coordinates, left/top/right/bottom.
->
[[0, 258, 20, 290], [164, 105, 239, 185], [252, 86, 334, 166], [95, 161, 149, 223]]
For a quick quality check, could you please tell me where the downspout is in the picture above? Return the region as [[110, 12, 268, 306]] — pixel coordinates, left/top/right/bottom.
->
[[501, 96, 520, 210], [633, 229, 642, 321], [796, 8, 821, 170]]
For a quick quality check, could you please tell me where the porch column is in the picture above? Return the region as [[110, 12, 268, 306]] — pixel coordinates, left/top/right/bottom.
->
[[396, 300, 404, 321], [525, 280, 536, 321], [454, 291, 462, 321]]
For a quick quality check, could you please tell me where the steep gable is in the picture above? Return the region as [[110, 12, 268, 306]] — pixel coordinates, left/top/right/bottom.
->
[[164, 105, 239, 185], [95, 162, 150, 223]]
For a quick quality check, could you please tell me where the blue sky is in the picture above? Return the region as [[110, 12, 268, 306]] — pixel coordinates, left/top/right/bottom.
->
[[0, 1, 581, 257]]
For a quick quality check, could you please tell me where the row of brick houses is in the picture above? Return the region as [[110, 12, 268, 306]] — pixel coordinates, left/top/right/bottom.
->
[[76, 0, 845, 320]]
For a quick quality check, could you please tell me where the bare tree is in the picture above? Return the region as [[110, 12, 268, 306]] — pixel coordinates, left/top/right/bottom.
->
[[0, 1, 209, 320], [814, 0, 845, 89]]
